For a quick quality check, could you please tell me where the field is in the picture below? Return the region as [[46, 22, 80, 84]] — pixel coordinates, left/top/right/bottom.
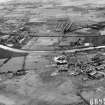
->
[[0, 0, 105, 105]]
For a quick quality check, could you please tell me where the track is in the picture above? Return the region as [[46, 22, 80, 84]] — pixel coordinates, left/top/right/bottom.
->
[[1, 44, 105, 59]]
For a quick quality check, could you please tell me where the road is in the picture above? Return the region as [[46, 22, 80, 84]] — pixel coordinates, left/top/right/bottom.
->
[[0, 44, 105, 55]]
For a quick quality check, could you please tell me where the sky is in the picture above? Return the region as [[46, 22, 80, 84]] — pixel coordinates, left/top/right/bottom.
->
[[0, 0, 105, 5], [0, 0, 11, 3]]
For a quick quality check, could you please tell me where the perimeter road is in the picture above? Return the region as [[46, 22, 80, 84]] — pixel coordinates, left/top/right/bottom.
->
[[0, 44, 105, 54]]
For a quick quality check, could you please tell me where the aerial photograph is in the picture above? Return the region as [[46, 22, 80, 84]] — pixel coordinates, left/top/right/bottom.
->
[[1, 0, 105, 105]]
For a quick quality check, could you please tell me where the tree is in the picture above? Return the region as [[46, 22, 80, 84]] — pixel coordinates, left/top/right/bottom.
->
[[91, 53, 105, 66]]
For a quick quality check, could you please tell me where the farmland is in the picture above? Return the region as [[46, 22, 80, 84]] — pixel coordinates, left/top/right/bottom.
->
[[0, 0, 105, 105]]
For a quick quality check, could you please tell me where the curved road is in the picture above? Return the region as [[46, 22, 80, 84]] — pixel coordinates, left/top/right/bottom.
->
[[0, 44, 105, 53], [0, 44, 105, 59]]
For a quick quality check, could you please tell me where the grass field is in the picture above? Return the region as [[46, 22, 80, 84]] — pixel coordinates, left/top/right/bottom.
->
[[0, 0, 105, 105]]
